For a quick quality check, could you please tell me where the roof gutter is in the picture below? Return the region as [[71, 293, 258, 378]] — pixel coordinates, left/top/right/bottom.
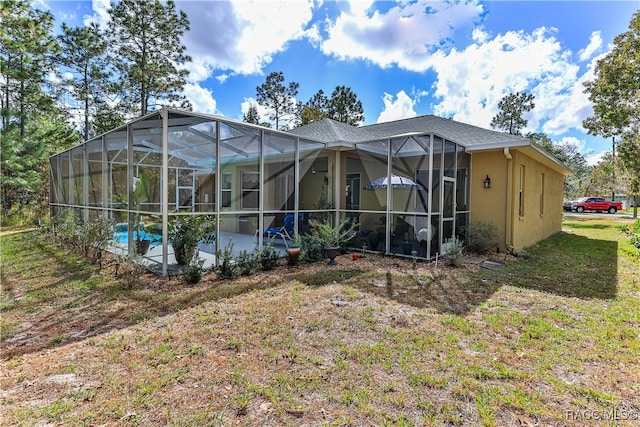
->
[[465, 139, 530, 152], [467, 139, 572, 176]]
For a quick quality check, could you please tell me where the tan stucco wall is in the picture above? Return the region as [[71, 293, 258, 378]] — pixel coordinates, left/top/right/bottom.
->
[[510, 149, 565, 250], [471, 148, 565, 252], [470, 150, 508, 250]]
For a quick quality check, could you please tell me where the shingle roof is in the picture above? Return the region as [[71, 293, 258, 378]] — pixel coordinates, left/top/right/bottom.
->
[[287, 118, 374, 144], [289, 115, 572, 175], [288, 115, 529, 148]]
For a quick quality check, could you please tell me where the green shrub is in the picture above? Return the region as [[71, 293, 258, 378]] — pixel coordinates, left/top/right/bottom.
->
[[618, 219, 640, 256], [295, 234, 324, 262], [184, 258, 205, 285], [258, 242, 279, 271], [215, 241, 239, 280], [236, 250, 258, 275], [83, 218, 115, 262], [309, 217, 357, 250], [168, 215, 215, 265], [50, 212, 114, 263], [444, 237, 463, 266], [466, 222, 498, 254], [117, 256, 147, 289], [51, 211, 78, 250]]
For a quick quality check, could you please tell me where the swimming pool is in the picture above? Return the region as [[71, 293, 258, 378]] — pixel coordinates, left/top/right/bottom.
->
[[113, 230, 162, 246]]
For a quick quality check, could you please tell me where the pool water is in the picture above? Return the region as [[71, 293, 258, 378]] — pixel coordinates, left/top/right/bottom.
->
[[113, 231, 162, 246]]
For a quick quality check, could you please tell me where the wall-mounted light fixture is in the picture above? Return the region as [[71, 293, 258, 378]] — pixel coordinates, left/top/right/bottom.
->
[[483, 175, 491, 189]]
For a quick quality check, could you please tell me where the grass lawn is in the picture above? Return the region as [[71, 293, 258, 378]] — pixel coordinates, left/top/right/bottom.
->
[[1, 216, 639, 426]]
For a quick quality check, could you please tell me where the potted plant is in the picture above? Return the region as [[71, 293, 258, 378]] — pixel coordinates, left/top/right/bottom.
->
[[402, 240, 413, 255], [286, 245, 301, 266], [132, 173, 151, 255], [168, 215, 214, 265], [310, 217, 357, 265], [310, 189, 331, 225]]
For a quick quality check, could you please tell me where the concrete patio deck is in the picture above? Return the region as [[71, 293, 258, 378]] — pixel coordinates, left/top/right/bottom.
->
[[109, 230, 291, 275]]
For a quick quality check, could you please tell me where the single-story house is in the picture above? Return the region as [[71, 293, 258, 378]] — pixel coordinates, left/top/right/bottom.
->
[[49, 108, 572, 275]]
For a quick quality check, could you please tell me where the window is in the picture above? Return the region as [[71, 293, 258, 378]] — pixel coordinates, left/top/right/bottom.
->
[[346, 173, 361, 210], [241, 171, 259, 210], [221, 172, 231, 208], [539, 173, 545, 216], [518, 165, 525, 217], [456, 168, 469, 211]]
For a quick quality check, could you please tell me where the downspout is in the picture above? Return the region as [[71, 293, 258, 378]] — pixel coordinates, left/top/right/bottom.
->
[[334, 152, 341, 226], [503, 147, 514, 253], [161, 109, 169, 276]]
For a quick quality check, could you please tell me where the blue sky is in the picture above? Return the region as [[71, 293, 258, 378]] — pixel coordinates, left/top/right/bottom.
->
[[42, 0, 639, 164]]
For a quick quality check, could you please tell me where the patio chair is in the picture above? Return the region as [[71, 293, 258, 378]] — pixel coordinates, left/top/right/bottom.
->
[[201, 232, 216, 245], [258, 213, 301, 248]]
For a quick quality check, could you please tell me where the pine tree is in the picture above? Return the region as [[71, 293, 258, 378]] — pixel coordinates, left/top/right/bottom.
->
[[0, 0, 58, 136], [256, 71, 299, 130], [299, 89, 329, 126], [327, 86, 364, 125], [58, 22, 113, 140], [243, 104, 261, 125], [107, 0, 192, 116], [490, 92, 535, 135], [0, 0, 73, 218]]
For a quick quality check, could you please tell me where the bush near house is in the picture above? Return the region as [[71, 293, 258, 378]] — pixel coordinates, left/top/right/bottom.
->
[[466, 222, 498, 254], [618, 218, 640, 258]]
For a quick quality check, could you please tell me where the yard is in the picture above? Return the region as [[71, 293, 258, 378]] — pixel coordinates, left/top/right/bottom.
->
[[1, 216, 639, 426]]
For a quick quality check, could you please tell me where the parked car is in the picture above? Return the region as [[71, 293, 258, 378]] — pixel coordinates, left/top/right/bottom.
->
[[564, 197, 623, 214]]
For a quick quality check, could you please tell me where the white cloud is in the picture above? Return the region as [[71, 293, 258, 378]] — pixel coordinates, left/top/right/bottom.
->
[[187, 58, 215, 84], [426, 26, 600, 138], [319, 0, 484, 71], [555, 136, 606, 166], [377, 91, 417, 123], [215, 73, 231, 84], [47, 71, 62, 85], [84, 0, 110, 27], [183, 83, 217, 114], [81, 1, 316, 82], [585, 151, 606, 166], [539, 50, 609, 135], [240, 97, 271, 123], [239, 96, 300, 129], [557, 136, 586, 153], [578, 31, 602, 61], [178, 0, 315, 79]]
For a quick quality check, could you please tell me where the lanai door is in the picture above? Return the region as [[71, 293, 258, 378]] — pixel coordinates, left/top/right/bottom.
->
[[441, 177, 456, 252]]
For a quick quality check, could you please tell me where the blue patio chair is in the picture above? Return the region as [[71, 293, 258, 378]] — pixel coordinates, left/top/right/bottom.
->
[[201, 232, 216, 245], [259, 213, 301, 248]]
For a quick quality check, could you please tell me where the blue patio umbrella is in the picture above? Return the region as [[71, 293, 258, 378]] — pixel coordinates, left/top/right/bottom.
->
[[365, 174, 424, 190]]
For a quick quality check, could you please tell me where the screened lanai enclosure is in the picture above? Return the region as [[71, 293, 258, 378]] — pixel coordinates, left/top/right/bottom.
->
[[49, 108, 470, 275]]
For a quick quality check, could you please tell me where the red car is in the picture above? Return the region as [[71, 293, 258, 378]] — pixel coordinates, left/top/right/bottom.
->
[[564, 197, 623, 214]]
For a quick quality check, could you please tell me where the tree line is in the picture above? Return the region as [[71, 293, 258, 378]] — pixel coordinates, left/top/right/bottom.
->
[[1, 0, 637, 223], [245, 71, 365, 130], [0, 0, 366, 222], [489, 8, 639, 217], [1, 0, 192, 221]]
